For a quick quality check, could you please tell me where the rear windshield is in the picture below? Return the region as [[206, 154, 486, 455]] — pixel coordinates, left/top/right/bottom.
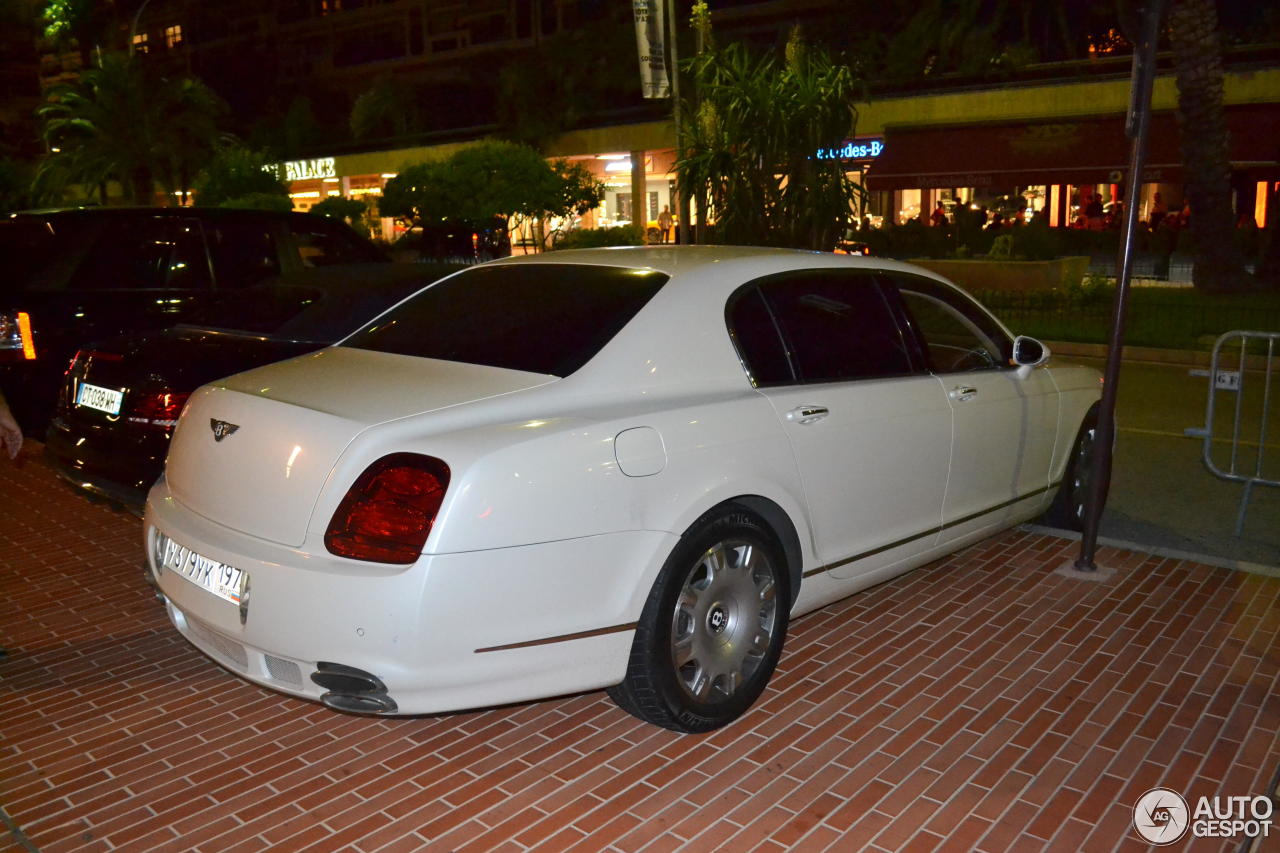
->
[[341, 263, 668, 377]]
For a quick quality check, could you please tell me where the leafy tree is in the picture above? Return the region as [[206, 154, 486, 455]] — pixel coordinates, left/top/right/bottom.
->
[[676, 28, 862, 250], [193, 146, 290, 208], [496, 8, 639, 149], [42, 0, 112, 69], [380, 140, 603, 237], [310, 195, 368, 230], [37, 52, 228, 205]]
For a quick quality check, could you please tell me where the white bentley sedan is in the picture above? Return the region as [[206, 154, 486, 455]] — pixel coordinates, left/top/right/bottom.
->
[[144, 246, 1101, 732]]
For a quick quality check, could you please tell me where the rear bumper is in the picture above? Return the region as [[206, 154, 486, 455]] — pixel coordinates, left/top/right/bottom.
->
[[45, 415, 165, 509], [144, 478, 677, 715]]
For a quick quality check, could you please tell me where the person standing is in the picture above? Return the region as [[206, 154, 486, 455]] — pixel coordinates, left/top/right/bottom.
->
[[657, 205, 674, 243], [1149, 191, 1167, 228]]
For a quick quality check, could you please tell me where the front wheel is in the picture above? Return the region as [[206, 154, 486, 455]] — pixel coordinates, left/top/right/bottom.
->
[[609, 506, 790, 733], [1045, 406, 1105, 531]]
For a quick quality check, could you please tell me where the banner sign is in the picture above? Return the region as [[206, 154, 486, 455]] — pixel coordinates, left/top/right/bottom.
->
[[633, 0, 670, 99]]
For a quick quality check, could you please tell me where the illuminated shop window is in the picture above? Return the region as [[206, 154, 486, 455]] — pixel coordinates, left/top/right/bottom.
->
[[166, 25, 183, 48]]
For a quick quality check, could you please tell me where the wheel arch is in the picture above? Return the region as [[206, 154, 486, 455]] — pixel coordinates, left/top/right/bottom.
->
[[694, 494, 805, 608]]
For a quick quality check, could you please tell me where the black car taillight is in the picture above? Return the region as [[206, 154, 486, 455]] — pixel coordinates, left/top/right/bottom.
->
[[127, 390, 190, 429], [0, 311, 36, 363], [324, 454, 450, 564]]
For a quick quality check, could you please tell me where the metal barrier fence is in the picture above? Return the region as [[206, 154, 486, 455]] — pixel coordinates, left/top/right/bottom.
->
[[1184, 331, 1279, 536]]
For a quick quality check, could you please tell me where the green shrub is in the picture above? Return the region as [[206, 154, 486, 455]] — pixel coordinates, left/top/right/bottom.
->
[[1008, 221, 1059, 260], [550, 225, 644, 250], [987, 234, 1014, 260]]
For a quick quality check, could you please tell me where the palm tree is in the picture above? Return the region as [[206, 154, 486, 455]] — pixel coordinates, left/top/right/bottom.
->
[[1167, 0, 1254, 292], [154, 76, 231, 204], [37, 52, 227, 205]]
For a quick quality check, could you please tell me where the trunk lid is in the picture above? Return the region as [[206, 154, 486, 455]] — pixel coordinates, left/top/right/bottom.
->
[[164, 346, 555, 546]]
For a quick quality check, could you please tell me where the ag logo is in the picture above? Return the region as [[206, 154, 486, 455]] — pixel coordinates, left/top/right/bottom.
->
[[1133, 788, 1189, 845], [210, 419, 240, 442]]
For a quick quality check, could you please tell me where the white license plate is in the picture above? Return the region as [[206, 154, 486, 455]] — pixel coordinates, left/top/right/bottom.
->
[[156, 532, 247, 605], [75, 382, 124, 415]]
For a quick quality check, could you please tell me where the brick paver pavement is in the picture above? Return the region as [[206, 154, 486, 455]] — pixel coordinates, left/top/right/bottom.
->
[[2, 449, 1277, 852]]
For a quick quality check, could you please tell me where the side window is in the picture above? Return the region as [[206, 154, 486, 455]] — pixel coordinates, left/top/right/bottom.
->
[[750, 271, 916, 384], [70, 217, 212, 290], [889, 276, 1011, 373], [207, 219, 282, 286], [726, 286, 794, 386], [289, 222, 371, 267]]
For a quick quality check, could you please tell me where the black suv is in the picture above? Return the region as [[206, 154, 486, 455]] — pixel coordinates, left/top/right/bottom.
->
[[0, 206, 387, 430]]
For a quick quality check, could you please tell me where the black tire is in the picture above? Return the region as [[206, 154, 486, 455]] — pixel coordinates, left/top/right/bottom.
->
[[609, 504, 790, 733], [1044, 405, 1105, 531]]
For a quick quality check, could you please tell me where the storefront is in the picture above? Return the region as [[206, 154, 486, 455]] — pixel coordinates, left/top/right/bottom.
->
[[275, 145, 684, 248], [864, 104, 1280, 229]]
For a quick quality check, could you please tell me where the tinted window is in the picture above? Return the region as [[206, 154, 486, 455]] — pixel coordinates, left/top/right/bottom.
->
[[289, 221, 383, 267], [888, 275, 1010, 373], [726, 286, 793, 386], [750, 271, 916, 384], [69, 217, 211, 290], [0, 220, 64, 284], [342, 264, 667, 377], [207, 219, 282, 286]]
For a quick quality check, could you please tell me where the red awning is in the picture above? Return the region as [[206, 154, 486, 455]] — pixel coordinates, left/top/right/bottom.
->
[[863, 104, 1280, 191]]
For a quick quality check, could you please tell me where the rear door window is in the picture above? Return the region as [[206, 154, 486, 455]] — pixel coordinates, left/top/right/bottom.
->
[[207, 219, 283, 286], [342, 264, 667, 377], [288, 221, 383, 267], [68, 217, 212, 290], [728, 270, 919, 386]]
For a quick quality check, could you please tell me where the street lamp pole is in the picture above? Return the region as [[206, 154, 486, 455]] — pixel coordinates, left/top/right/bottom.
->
[[129, 0, 153, 56], [665, 0, 690, 245], [1075, 0, 1167, 571]]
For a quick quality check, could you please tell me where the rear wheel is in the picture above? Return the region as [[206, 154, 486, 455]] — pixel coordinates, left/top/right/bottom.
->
[[609, 505, 789, 733], [1045, 406, 1104, 531]]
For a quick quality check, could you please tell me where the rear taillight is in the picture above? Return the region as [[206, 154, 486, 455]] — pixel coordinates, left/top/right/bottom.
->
[[0, 311, 36, 362], [325, 454, 450, 564], [127, 390, 190, 429]]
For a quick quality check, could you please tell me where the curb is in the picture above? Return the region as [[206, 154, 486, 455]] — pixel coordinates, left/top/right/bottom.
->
[[1020, 523, 1280, 577]]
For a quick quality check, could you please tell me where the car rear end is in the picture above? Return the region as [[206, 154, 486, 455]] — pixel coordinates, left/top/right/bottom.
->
[[142, 258, 683, 715], [45, 347, 190, 507]]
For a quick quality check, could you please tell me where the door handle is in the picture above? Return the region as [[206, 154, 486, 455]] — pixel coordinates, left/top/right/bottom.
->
[[786, 405, 830, 425], [949, 385, 978, 402]]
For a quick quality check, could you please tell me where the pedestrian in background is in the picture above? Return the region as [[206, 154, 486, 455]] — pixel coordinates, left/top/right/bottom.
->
[[657, 205, 674, 243]]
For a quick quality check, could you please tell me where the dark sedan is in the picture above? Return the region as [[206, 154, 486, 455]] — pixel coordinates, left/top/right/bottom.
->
[[1, 206, 387, 432], [45, 263, 459, 509]]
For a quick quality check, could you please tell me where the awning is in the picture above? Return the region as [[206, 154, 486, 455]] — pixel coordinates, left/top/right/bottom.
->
[[863, 104, 1280, 191]]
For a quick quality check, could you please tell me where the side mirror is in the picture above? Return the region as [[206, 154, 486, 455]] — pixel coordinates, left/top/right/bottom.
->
[[1011, 335, 1049, 379]]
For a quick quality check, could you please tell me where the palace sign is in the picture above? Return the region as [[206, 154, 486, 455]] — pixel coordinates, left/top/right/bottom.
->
[[282, 157, 337, 182]]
